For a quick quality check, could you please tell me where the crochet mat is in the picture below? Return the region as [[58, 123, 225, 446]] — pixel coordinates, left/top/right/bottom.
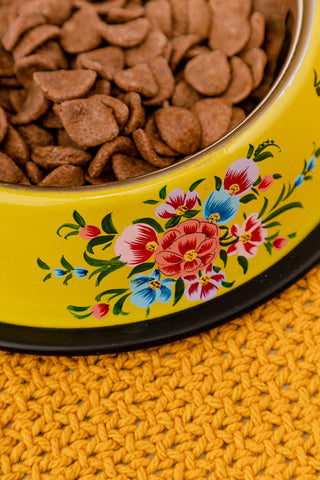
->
[[0, 266, 320, 480]]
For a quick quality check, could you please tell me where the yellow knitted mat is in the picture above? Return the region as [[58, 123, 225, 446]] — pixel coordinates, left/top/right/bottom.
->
[[0, 266, 320, 480]]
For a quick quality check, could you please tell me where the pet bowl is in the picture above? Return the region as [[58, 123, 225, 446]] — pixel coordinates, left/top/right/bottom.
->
[[0, 0, 319, 354]]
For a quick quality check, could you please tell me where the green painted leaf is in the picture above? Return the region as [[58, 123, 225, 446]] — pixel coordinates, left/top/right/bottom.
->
[[61, 255, 73, 271], [67, 305, 90, 312], [146, 307, 150, 318], [96, 270, 109, 287], [222, 280, 235, 288], [173, 277, 185, 307], [133, 217, 164, 233], [214, 176, 222, 191], [165, 216, 181, 229], [240, 194, 257, 204], [101, 213, 118, 234], [65, 231, 80, 239], [253, 175, 261, 186], [43, 273, 51, 282], [70, 312, 93, 320], [183, 209, 200, 219], [127, 262, 155, 279], [288, 232, 297, 239], [238, 256, 248, 274], [113, 293, 131, 315], [212, 265, 221, 273], [273, 173, 282, 179], [264, 242, 273, 255], [87, 235, 114, 254], [189, 178, 205, 191], [37, 258, 50, 270], [63, 273, 73, 285], [73, 210, 86, 227], [263, 202, 303, 224], [254, 151, 274, 162], [57, 223, 80, 237], [247, 144, 254, 158], [143, 199, 159, 205], [95, 289, 128, 302], [266, 231, 280, 241], [251, 187, 259, 195], [258, 198, 268, 218], [263, 221, 281, 229], [270, 184, 285, 212], [102, 242, 113, 251], [219, 250, 228, 268], [315, 147, 320, 157], [159, 185, 167, 199], [197, 197, 202, 206], [304, 175, 313, 181], [84, 252, 122, 267]]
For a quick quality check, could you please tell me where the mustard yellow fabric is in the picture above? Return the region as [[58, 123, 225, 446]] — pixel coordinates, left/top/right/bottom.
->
[[0, 266, 319, 480]]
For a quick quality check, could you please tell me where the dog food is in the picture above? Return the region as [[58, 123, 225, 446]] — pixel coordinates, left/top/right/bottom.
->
[[0, 0, 290, 186]]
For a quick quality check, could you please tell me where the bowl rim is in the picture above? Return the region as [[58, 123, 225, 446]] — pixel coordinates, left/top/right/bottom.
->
[[0, 0, 310, 195]]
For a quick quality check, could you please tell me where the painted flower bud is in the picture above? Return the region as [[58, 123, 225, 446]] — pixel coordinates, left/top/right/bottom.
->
[[307, 156, 317, 171], [294, 174, 304, 187], [53, 268, 67, 278], [74, 267, 88, 278], [273, 236, 288, 250], [258, 175, 273, 192], [91, 303, 109, 319], [79, 225, 101, 239]]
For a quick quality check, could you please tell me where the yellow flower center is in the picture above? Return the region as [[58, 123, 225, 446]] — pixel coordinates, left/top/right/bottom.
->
[[199, 275, 211, 286], [176, 205, 188, 216], [146, 241, 158, 252], [229, 183, 240, 195], [149, 280, 161, 290], [240, 232, 251, 244], [209, 213, 221, 223], [184, 249, 198, 262]]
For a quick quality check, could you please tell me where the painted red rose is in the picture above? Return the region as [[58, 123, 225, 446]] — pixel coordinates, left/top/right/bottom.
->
[[258, 175, 274, 192], [80, 225, 101, 239], [273, 236, 288, 250], [155, 218, 220, 278], [91, 303, 109, 319]]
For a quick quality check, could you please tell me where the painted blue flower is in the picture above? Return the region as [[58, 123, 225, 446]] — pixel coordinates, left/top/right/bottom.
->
[[130, 269, 175, 309], [307, 156, 317, 171], [53, 268, 67, 278], [295, 174, 304, 187], [74, 267, 89, 278], [202, 188, 240, 224]]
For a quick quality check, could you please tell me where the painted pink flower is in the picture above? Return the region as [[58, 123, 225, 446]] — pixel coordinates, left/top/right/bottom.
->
[[227, 212, 268, 259], [258, 175, 274, 192], [155, 218, 220, 278], [115, 224, 159, 266], [80, 225, 101, 239], [223, 158, 259, 196], [184, 264, 226, 301], [273, 236, 288, 250], [155, 188, 198, 219], [92, 303, 109, 319]]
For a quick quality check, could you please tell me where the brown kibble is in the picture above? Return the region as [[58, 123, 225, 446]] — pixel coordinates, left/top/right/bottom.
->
[[221, 56, 253, 103], [107, 2, 145, 23], [76, 47, 124, 81], [35, 41, 68, 70], [99, 18, 150, 48], [9, 89, 26, 112], [187, 0, 211, 39], [35, 0, 73, 25], [169, 0, 188, 36], [209, 12, 251, 56], [246, 11, 265, 49], [88, 79, 111, 97], [145, 115, 179, 156], [31, 146, 91, 169], [57, 129, 85, 149], [0, 77, 20, 88], [170, 34, 201, 71], [184, 51, 231, 96], [226, 106, 246, 132], [185, 45, 211, 58], [154, 107, 201, 155], [17, 123, 55, 149], [14, 53, 58, 88], [192, 98, 232, 148], [41, 108, 63, 128], [144, 56, 175, 106], [171, 80, 203, 109], [121, 92, 145, 135], [114, 63, 159, 98], [253, 0, 288, 22], [209, 0, 252, 17], [125, 29, 168, 67], [26, 160, 44, 184], [1, 125, 30, 168], [77, 0, 126, 15], [241, 47, 267, 88], [55, 98, 119, 147], [38, 165, 85, 187], [85, 171, 116, 185], [13, 24, 61, 60], [10, 80, 50, 125], [0, 46, 14, 77], [0, 88, 14, 112], [2, 13, 46, 51], [33, 70, 97, 102], [112, 153, 156, 181], [88, 136, 138, 177], [133, 128, 176, 168], [0, 105, 8, 143], [0, 151, 27, 184], [144, 0, 173, 38], [60, 7, 102, 54], [91, 95, 129, 129]]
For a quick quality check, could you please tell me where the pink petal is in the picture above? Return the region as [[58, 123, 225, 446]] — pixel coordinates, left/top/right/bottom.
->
[[199, 253, 216, 268], [180, 219, 200, 235], [198, 238, 218, 256], [155, 250, 183, 266], [166, 188, 186, 208], [185, 282, 201, 301], [230, 223, 241, 238], [200, 220, 220, 239], [159, 229, 180, 250], [155, 203, 177, 219], [114, 224, 158, 266], [224, 158, 259, 195], [183, 258, 202, 273], [227, 242, 239, 256], [174, 232, 205, 256], [159, 263, 182, 277], [183, 274, 198, 284], [243, 242, 259, 258], [250, 224, 267, 244], [184, 191, 199, 210], [245, 212, 260, 232], [200, 282, 218, 301]]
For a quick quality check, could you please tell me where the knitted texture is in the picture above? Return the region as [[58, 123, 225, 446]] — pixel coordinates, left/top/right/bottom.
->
[[0, 266, 320, 480]]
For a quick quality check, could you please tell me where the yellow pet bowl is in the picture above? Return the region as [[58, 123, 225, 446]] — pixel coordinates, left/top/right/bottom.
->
[[0, 0, 319, 354]]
